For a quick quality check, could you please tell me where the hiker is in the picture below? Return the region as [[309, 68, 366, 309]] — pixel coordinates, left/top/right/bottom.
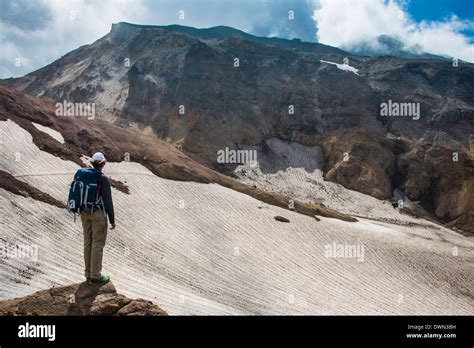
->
[[68, 152, 116, 284]]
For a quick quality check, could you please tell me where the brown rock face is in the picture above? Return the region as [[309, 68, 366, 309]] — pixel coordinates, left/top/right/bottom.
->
[[0, 170, 66, 208], [323, 130, 394, 200], [0, 281, 167, 316], [398, 136, 474, 232]]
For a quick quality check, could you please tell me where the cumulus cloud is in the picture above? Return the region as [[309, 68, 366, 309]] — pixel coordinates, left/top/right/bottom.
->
[[0, 0, 473, 78], [314, 0, 474, 62], [1, 0, 147, 77], [1, 0, 53, 30], [0, 0, 320, 78], [251, 0, 319, 42]]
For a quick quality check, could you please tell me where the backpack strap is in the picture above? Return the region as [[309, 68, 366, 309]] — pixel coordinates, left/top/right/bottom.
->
[[95, 172, 104, 214], [96, 173, 101, 200]]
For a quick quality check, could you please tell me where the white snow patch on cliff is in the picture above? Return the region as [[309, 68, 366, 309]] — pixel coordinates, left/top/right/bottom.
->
[[320, 60, 359, 75]]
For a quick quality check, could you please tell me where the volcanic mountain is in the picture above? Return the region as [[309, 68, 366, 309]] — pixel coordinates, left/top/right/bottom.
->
[[2, 22, 473, 232], [0, 24, 473, 315]]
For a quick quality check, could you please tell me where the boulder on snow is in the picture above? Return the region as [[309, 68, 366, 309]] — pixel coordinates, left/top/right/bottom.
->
[[274, 215, 290, 223]]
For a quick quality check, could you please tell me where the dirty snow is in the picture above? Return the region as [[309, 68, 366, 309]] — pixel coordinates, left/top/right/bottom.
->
[[32, 122, 65, 144], [1, 119, 473, 315], [234, 139, 441, 233]]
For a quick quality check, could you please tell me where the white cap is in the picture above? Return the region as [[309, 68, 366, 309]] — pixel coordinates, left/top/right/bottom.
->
[[90, 152, 106, 163]]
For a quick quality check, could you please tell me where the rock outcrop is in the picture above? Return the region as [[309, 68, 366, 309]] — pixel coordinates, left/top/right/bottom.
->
[[397, 135, 474, 228], [0, 170, 66, 209], [0, 281, 167, 316], [322, 130, 395, 200]]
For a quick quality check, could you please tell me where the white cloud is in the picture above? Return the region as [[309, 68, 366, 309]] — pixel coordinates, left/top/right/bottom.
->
[[1, 0, 147, 78], [1, 0, 473, 79], [314, 0, 474, 62], [1, 0, 290, 78]]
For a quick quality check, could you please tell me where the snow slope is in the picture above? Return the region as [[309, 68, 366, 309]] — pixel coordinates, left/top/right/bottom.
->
[[1, 119, 473, 314], [235, 139, 441, 230], [32, 123, 65, 144]]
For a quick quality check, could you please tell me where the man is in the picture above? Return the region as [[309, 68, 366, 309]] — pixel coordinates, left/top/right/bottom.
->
[[79, 152, 116, 284]]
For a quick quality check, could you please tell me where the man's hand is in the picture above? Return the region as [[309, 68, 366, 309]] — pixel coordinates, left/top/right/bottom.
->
[[111, 223, 116, 230]]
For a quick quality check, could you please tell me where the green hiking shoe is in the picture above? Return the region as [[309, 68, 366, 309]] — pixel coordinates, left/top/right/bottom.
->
[[87, 275, 110, 285]]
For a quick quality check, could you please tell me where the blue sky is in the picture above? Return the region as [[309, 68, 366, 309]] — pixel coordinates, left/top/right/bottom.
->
[[408, 0, 473, 22], [1, 0, 473, 78], [407, 0, 474, 38]]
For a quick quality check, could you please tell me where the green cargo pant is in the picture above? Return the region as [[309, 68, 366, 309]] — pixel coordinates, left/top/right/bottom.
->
[[81, 211, 108, 279]]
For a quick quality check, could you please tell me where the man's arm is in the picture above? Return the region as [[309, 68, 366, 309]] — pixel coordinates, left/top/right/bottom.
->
[[101, 176, 115, 227]]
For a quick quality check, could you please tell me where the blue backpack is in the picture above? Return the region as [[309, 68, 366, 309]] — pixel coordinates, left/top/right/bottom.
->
[[67, 168, 104, 217]]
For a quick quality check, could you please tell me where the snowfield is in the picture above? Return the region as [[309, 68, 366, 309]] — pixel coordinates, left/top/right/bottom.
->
[[234, 138, 459, 237], [1, 119, 473, 315]]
